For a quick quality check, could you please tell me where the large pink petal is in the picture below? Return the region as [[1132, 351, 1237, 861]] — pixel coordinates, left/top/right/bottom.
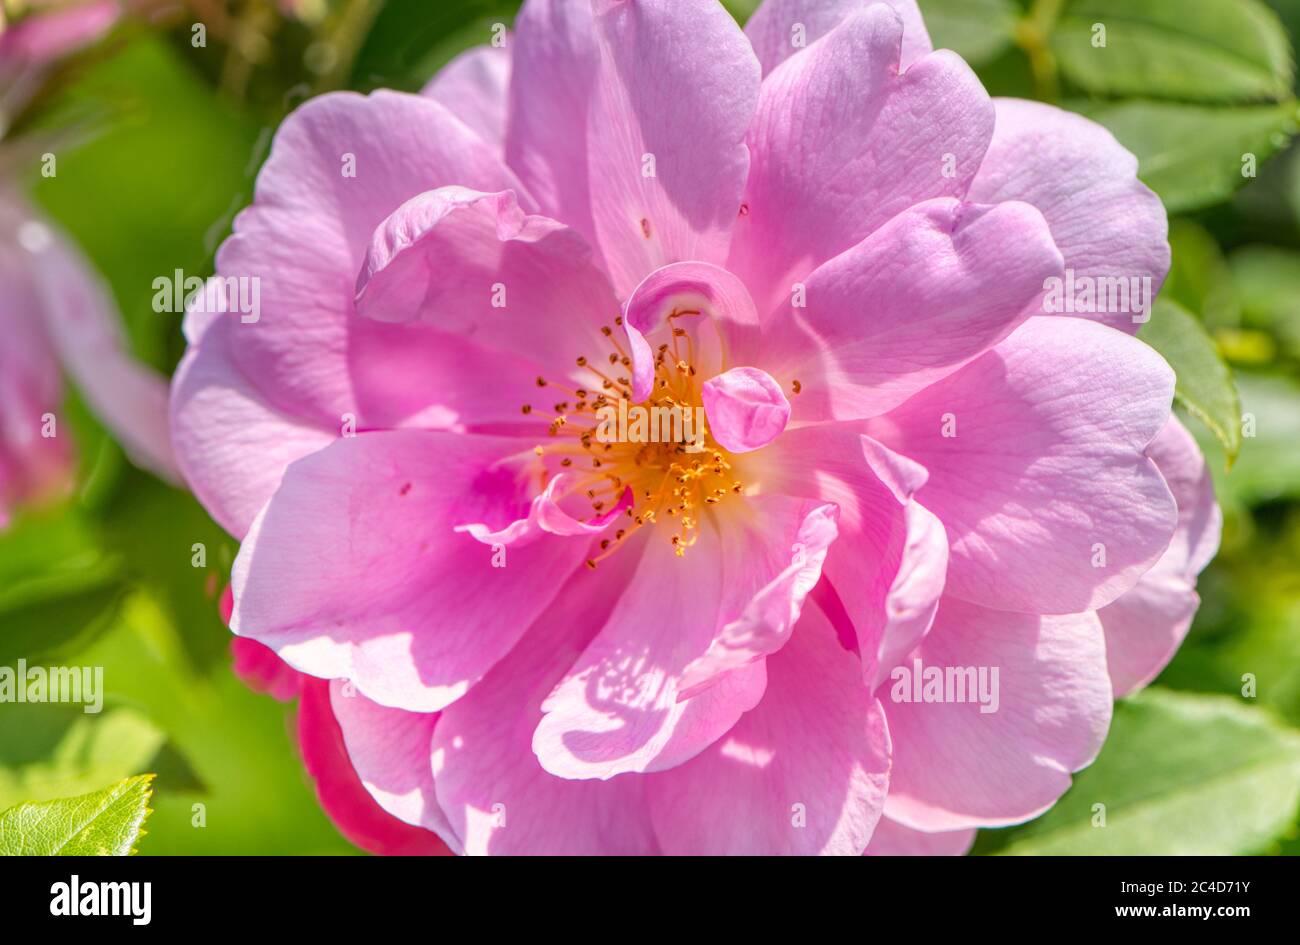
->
[[865, 316, 1177, 614], [762, 425, 948, 685], [217, 90, 527, 428], [534, 493, 844, 779], [745, 0, 932, 75], [729, 6, 992, 317], [432, 550, 659, 855], [586, 0, 759, 297], [354, 186, 617, 379], [864, 816, 974, 856], [761, 198, 1063, 421], [882, 597, 1112, 830], [677, 498, 838, 698], [646, 601, 889, 855], [505, 0, 602, 254], [230, 430, 588, 712], [1100, 417, 1220, 697], [968, 99, 1169, 334], [170, 300, 336, 539], [297, 678, 451, 856], [422, 43, 511, 153], [532, 524, 763, 779], [327, 680, 458, 850]]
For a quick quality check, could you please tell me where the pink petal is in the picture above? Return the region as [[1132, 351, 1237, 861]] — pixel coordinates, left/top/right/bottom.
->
[[646, 601, 890, 855], [354, 186, 617, 377], [505, 0, 602, 255], [762, 425, 948, 685], [864, 816, 974, 856], [230, 430, 589, 712], [534, 527, 763, 779], [432, 553, 660, 855], [1149, 416, 1222, 577], [0, 218, 71, 522], [882, 597, 1112, 830], [230, 637, 303, 703], [701, 366, 790, 453], [586, 0, 759, 296], [0, 0, 118, 68], [745, 0, 932, 75], [170, 303, 336, 539], [865, 316, 1178, 614], [327, 680, 458, 850], [1100, 417, 1221, 696], [217, 90, 527, 428], [677, 498, 838, 698], [297, 678, 451, 856], [621, 261, 761, 402], [422, 42, 511, 152], [728, 6, 992, 317], [762, 198, 1063, 421], [3, 199, 178, 485], [969, 98, 1170, 334]]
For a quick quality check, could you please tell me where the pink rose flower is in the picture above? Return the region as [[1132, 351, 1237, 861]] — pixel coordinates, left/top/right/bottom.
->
[[0, 188, 177, 527], [174, 0, 1219, 855]]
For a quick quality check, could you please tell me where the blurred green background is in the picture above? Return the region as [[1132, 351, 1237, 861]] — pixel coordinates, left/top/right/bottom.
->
[[2, 0, 1299, 855]]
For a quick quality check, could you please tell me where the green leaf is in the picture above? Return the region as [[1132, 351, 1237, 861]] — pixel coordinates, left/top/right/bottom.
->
[[1077, 99, 1300, 214], [1140, 298, 1242, 462], [982, 690, 1300, 855], [1052, 0, 1295, 103], [0, 774, 154, 855], [918, 0, 1019, 66], [1230, 245, 1300, 356], [1165, 220, 1240, 329], [1197, 371, 1300, 505], [32, 36, 261, 372], [0, 708, 165, 812]]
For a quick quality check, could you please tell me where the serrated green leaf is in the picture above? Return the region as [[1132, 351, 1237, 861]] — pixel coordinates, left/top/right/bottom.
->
[[0, 774, 154, 855], [985, 690, 1300, 855], [918, 0, 1019, 66], [1078, 99, 1300, 214], [1140, 298, 1242, 462], [1053, 0, 1295, 103]]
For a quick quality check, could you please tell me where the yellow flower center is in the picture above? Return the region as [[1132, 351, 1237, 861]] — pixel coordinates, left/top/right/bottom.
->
[[523, 310, 748, 567]]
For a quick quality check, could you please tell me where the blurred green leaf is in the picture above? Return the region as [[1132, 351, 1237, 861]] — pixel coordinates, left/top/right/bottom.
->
[[0, 708, 165, 811], [352, 0, 520, 89], [1230, 245, 1300, 356], [32, 35, 261, 372], [1165, 219, 1241, 328], [1200, 371, 1300, 504], [722, 0, 761, 25], [1140, 298, 1242, 462], [1053, 0, 1294, 102], [918, 0, 1019, 66], [0, 558, 124, 667], [1078, 100, 1300, 214], [75, 593, 356, 854], [980, 689, 1300, 855], [0, 774, 154, 855]]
